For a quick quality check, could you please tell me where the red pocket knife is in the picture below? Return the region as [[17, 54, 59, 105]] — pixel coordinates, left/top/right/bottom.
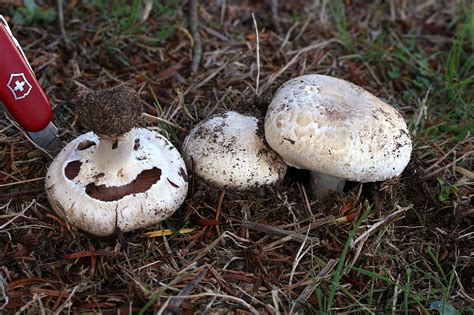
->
[[0, 15, 62, 157]]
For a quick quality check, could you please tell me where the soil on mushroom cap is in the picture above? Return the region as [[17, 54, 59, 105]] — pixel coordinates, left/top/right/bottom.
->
[[186, 106, 287, 190], [78, 85, 144, 137], [233, 97, 285, 168]]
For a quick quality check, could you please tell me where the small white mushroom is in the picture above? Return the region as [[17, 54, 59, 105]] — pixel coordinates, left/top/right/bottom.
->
[[45, 86, 188, 236], [265, 74, 412, 199], [182, 111, 287, 190]]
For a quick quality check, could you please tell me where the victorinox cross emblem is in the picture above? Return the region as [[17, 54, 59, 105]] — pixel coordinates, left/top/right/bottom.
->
[[7, 73, 32, 100]]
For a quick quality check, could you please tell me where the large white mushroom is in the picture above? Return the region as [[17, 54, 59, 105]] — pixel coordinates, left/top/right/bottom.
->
[[182, 111, 287, 190], [45, 86, 188, 236], [265, 74, 412, 199]]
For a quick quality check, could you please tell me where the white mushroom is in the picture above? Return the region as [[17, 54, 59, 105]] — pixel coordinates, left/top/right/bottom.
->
[[182, 111, 287, 190], [45, 86, 188, 236], [265, 74, 412, 199]]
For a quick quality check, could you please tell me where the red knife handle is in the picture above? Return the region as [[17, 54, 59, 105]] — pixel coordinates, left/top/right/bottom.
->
[[0, 21, 52, 132]]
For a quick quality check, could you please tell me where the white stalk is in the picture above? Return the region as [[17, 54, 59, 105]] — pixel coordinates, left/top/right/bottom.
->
[[90, 129, 135, 176], [310, 172, 346, 200]]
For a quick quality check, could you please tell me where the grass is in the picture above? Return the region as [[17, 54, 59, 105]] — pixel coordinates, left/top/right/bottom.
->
[[95, 0, 177, 40], [314, 209, 468, 314], [11, 0, 56, 26], [334, 244, 471, 314], [0, 0, 472, 313], [428, 13, 474, 141], [352, 265, 428, 313], [325, 205, 372, 313], [330, 1, 473, 143], [93, 0, 145, 34], [398, 8, 473, 141], [329, 0, 351, 51]]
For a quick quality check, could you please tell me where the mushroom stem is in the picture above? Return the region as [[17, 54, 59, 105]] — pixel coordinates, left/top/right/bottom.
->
[[310, 172, 346, 200], [91, 129, 136, 175]]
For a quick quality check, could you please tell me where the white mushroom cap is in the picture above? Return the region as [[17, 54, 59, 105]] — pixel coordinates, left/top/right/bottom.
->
[[45, 128, 188, 236], [265, 74, 412, 182], [182, 111, 287, 190]]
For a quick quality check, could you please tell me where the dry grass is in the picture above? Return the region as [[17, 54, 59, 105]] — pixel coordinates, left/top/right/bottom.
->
[[0, 0, 472, 313]]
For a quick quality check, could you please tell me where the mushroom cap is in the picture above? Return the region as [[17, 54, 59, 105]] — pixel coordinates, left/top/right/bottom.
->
[[45, 128, 188, 236], [265, 74, 412, 182], [182, 111, 287, 190], [78, 85, 143, 137]]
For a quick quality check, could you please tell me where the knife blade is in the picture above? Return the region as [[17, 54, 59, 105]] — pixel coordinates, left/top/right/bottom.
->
[[0, 15, 62, 157]]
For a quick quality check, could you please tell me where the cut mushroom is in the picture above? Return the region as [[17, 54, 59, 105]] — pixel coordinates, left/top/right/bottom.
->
[[45, 86, 188, 236], [265, 74, 412, 199], [182, 111, 287, 190]]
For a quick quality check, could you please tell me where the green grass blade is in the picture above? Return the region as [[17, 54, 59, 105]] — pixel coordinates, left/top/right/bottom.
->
[[326, 204, 372, 313]]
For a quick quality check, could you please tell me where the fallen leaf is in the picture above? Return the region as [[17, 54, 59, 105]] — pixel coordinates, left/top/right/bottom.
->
[[145, 228, 194, 238], [63, 250, 114, 259]]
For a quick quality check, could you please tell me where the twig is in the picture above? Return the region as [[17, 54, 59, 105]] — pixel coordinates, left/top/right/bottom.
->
[[140, 264, 202, 314], [353, 205, 412, 246], [182, 231, 250, 272], [290, 259, 337, 314], [161, 224, 179, 270], [455, 166, 474, 180], [261, 39, 336, 92], [220, 0, 226, 24], [161, 292, 259, 315], [234, 285, 274, 311], [0, 275, 8, 310], [73, 80, 93, 93], [241, 221, 320, 244], [298, 183, 313, 217], [53, 284, 81, 314], [319, 0, 329, 24], [346, 205, 407, 269], [57, 0, 70, 49], [0, 199, 36, 230], [454, 269, 474, 302], [424, 131, 463, 172], [392, 274, 401, 313], [390, 0, 396, 21], [270, 0, 282, 34], [215, 191, 225, 241], [0, 188, 43, 202], [294, 14, 313, 42], [278, 21, 299, 53], [271, 289, 281, 314], [162, 269, 208, 314], [140, 0, 153, 23], [281, 215, 335, 230], [206, 264, 235, 296], [142, 113, 186, 131], [349, 205, 410, 267], [424, 150, 473, 178], [251, 13, 260, 95], [289, 225, 312, 286], [184, 61, 229, 95], [202, 25, 229, 41], [190, 0, 202, 73]]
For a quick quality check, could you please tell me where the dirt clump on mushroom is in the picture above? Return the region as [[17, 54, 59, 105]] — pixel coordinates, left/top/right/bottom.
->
[[78, 85, 143, 138]]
